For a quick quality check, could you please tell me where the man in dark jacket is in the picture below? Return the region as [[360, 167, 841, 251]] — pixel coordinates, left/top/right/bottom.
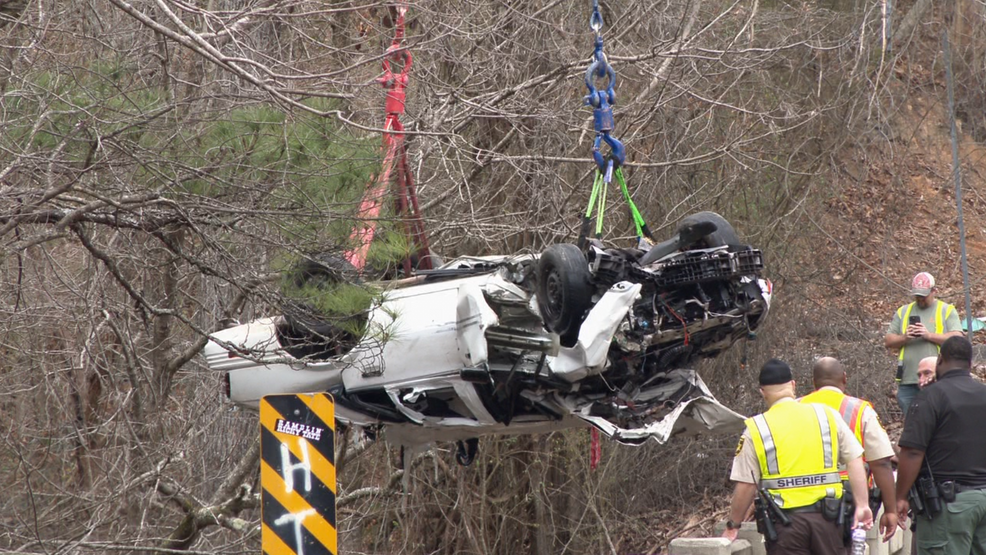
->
[[895, 337, 986, 554]]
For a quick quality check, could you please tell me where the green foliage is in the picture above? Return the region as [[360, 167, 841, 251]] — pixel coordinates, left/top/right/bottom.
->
[[277, 224, 416, 335], [3, 58, 166, 153], [4, 56, 413, 325], [305, 281, 375, 320], [287, 280, 376, 338], [182, 101, 376, 210], [278, 253, 380, 339], [5, 60, 378, 239], [365, 223, 413, 271]]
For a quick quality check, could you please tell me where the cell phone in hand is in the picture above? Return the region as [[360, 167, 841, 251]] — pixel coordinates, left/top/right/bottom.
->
[[909, 315, 921, 325]]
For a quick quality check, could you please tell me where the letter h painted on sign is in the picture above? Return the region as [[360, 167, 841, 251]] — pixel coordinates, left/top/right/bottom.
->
[[281, 438, 312, 493]]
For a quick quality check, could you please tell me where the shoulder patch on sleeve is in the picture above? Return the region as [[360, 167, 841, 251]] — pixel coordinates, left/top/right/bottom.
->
[[866, 405, 882, 426], [735, 435, 746, 456]]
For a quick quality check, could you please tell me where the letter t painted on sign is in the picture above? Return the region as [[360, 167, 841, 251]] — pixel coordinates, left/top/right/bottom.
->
[[274, 508, 316, 555]]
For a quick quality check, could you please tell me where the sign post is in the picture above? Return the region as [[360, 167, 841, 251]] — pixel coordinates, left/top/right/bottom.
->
[[260, 393, 337, 555]]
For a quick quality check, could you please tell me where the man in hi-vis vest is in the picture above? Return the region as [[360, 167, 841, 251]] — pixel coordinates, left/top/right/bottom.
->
[[801, 357, 898, 543], [723, 359, 873, 554], [884, 272, 961, 414]]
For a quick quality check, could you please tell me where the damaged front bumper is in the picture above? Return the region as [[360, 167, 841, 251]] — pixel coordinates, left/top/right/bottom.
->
[[560, 369, 746, 445]]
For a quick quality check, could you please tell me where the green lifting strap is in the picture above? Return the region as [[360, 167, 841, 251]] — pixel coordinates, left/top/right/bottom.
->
[[578, 167, 653, 248], [615, 166, 652, 240]]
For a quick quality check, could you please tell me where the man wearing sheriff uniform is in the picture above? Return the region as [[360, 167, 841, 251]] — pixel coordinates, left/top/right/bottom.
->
[[723, 359, 873, 554], [801, 357, 898, 543]]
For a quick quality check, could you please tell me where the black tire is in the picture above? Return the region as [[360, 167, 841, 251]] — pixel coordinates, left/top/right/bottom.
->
[[289, 253, 361, 289], [364, 249, 445, 280], [455, 438, 479, 466], [279, 253, 367, 360], [676, 211, 741, 248], [536, 244, 594, 347]]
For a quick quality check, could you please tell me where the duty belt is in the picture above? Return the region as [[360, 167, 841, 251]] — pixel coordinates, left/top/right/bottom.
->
[[954, 483, 986, 493], [782, 501, 823, 515]]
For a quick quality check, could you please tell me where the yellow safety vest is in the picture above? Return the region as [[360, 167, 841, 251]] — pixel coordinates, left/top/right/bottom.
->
[[746, 401, 843, 509], [800, 389, 872, 480], [897, 300, 955, 361]]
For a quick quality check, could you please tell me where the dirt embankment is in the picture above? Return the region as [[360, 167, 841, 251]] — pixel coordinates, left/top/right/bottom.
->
[[812, 58, 986, 323], [664, 19, 986, 550], [769, 46, 986, 413]]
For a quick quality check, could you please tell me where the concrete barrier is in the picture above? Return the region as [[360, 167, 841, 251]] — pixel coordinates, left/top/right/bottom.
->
[[866, 507, 911, 555], [669, 538, 751, 555], [711, 522, 765, 555], [696, 519, 912, 555]]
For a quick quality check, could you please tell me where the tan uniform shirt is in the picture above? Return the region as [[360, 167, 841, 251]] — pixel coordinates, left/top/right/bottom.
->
[[730, 397, 864, 484], [814, 385, 895, 463]]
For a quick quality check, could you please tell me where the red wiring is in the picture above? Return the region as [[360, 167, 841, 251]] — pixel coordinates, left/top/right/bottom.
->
[[659, 294, 690, 345]]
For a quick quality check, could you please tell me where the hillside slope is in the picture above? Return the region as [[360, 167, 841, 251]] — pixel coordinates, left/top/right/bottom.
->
[[668, 30, 986, 547], [729, 20, 986, 423]]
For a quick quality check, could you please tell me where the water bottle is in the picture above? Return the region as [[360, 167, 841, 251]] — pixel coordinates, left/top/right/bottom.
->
[[850, 527, 867, 555]]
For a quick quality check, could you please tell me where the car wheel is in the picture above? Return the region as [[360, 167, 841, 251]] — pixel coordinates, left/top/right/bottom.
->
[[677, 211, 741, 248], [455, 438, 479, 466], [536, 244, 594, 348], [290, 253, 361, 288], [279, 253, 367, 360]]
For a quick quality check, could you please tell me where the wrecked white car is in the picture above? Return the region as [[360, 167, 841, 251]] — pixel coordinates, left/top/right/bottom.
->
[[203, 212, 770, 456]]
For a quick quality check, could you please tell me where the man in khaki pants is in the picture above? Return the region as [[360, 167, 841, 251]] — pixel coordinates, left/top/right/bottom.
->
[[800, 357, 898, 543], [723, 359, 873, 554]]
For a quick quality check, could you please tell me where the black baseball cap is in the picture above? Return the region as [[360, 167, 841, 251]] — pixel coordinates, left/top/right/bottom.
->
[[759, 359, 793, 386]]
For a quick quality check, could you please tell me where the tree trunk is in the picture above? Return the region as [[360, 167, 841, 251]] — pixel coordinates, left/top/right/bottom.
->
[[891, 0, 932, 47]]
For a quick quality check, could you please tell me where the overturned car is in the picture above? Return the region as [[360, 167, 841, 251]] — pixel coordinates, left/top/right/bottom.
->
[[203, 212, 770, 450]]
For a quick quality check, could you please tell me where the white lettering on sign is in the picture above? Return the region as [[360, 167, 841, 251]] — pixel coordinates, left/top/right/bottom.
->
[[274, 508, 316, 555], [275, 419, 324, 442], [280, 440, 312, 493]]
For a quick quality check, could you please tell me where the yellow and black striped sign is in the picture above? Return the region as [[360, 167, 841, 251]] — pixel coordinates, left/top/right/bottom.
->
[[260, 393, 336, 555]]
